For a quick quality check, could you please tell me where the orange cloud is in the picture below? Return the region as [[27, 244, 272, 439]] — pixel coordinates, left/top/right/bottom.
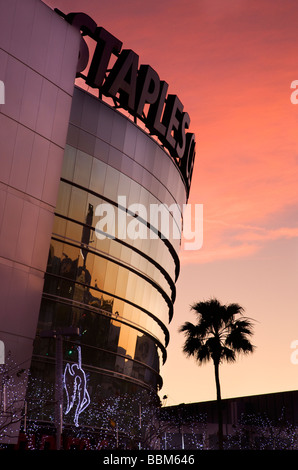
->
[[44, 0, 298, 268]]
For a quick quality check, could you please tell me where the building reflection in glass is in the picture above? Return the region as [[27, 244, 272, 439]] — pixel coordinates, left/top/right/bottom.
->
[[28, 89, 186, 430]]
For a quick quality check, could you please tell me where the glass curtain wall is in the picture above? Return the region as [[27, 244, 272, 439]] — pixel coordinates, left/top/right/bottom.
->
[[28, 87, 187, 429]]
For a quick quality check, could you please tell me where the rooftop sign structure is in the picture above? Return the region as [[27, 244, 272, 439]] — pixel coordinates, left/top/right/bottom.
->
[[56, 10, 196, 195]]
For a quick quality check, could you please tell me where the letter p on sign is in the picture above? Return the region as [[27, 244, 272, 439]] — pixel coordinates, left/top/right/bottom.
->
[[0, 81, 5, 104], [0, 340, 4, 364]]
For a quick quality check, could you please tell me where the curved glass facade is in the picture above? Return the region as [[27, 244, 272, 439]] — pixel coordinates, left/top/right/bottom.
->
[[29, 86, 188, 426]]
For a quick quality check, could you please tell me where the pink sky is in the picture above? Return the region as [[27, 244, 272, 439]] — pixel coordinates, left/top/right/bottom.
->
[[45, 0, 298, 405]]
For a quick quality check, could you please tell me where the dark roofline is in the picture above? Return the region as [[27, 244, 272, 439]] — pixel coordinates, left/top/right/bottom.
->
[[163, 389, 298, 411]]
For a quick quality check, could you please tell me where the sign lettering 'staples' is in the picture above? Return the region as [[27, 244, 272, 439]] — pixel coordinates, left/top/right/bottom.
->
[[56, 10, 196, 196]]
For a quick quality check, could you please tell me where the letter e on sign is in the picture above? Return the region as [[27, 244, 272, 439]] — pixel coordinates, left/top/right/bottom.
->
[[0, 340, 4, 364]]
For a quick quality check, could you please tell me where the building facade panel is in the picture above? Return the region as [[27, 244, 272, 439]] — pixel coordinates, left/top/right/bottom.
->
[[0, 0, 81, 443]]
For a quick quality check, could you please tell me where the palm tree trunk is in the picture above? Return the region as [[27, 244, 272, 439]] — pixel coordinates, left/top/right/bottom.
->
[[214, 360, 223, 449]]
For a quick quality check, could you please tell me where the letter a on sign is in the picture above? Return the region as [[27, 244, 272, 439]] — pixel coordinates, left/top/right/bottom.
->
[[0, 340, 5, 364]]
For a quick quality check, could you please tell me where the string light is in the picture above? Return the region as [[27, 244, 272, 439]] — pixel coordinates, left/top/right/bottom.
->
[[1, 355, 297, 449]]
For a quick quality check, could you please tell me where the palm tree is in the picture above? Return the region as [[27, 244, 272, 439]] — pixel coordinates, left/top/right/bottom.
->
[[179, 298, 255, 449]]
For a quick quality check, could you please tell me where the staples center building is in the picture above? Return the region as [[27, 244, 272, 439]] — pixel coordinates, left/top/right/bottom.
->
[[0, 0, 195, 440]]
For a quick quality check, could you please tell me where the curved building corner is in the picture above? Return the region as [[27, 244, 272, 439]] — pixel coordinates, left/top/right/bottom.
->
[[29, 86, 189, 427]]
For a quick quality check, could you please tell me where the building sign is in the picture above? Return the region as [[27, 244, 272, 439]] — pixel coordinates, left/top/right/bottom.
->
[[56, 10, 196, 195]]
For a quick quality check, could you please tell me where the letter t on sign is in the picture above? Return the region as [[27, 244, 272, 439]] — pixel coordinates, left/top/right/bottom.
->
[[87, 27, 123, 88]]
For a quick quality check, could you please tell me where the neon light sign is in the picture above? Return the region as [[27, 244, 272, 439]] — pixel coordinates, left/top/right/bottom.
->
[[63, 346, 90, 426]]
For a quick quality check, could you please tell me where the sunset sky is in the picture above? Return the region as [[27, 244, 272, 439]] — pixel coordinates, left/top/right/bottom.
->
[[44, 0, 298, 406]]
